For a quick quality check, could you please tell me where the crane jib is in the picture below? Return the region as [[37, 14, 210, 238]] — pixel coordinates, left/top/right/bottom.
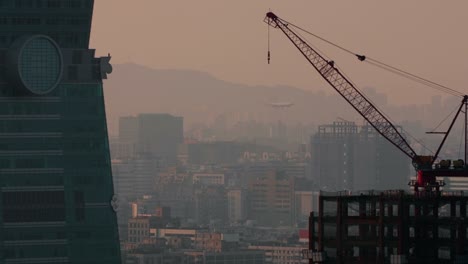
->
[[265, 12, 468, 192], [265, 11, 418, 163], [319, 63, 334, 78]]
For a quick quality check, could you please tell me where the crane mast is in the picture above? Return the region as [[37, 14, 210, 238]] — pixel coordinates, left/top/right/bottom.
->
[[264, 12, 419, 162]]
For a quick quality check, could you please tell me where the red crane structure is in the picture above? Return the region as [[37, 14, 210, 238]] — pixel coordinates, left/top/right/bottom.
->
[[264, 11, 468, 193]]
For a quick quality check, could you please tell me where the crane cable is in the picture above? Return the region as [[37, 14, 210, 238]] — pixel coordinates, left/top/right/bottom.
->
[[277, 17, 464, 98], [365, 59, 463, 97], [267, 15, 271, 64], [429, 103, 461, 133], [271, 16, 435, 155]]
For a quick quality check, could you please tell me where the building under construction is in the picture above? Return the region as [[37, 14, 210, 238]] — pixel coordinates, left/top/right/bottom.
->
[[264, 11, 468, 264], [311, 121, 410, 191], [307, 190, 468, 264]]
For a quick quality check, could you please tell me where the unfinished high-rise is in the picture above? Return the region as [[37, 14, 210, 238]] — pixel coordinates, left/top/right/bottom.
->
[[311, 121, 410, 191]]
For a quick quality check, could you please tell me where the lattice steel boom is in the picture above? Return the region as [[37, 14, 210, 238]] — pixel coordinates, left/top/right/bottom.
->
[[265, 12, 418, 162]]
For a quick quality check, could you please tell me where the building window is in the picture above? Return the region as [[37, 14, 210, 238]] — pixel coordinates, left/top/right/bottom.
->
[[0, 159, 9, 168], [47, 0, 60, 8], [14, 158, 44, 168], [68, 0, 81, 8], [12, 17, 41, 25], [74, 191, 85, 222], [68, 65, 78, 81], [19, 36, 62, 94], [72, 51, 82, 64], [15, 0, 33, 8], [2, 191, 65, 222], [92, 65, 101, 80]]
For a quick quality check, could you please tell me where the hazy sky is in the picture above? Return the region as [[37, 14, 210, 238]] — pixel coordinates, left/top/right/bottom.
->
[[91, 1, 468, 105]]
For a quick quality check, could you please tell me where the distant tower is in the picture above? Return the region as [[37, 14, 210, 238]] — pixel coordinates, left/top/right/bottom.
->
[[268, 101, 294, 138]]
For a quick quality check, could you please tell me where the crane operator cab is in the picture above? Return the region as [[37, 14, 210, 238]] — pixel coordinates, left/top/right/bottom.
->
[[410, 155, 468, 193]]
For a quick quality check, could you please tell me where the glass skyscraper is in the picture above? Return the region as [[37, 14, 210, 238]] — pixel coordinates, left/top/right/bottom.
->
[[0, 1, 121, 263]]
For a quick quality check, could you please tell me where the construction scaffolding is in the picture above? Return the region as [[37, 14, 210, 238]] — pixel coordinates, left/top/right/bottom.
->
[[308, 190, 468, 264]]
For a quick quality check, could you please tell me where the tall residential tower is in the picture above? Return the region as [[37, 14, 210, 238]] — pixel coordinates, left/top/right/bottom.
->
[[311, 121, 410, 191], [0, 1, 121, 263]]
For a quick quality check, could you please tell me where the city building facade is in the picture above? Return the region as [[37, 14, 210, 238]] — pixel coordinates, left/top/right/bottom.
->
[[294, 191, 319, 224], [193, 172, 225, 185], [194, 185, 228, 225], [0, 1, 120, 263], [311, 121, 410, 191], [248, 170, 295, 226], [248, 245, 307, 264], [119, 113, 183, 164], [227, 188, 246, 224]]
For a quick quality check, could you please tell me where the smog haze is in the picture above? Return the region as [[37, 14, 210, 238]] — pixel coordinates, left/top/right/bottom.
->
[[91, 0, 468, 106]]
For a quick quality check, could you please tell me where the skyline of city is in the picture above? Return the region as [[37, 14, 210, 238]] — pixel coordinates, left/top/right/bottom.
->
[[2, 1, 468, 263]]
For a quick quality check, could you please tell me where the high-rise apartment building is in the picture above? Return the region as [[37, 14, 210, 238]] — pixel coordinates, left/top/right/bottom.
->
[[247, 170, 295, 226], [294, 191, 319, 224], [112, 157, 158, 200], [194, 186, 228, 225], [227, 188, 245, 224], [311, 121, 410, 191], [0, 1, 121, 263], [118, 114, 183, 164]]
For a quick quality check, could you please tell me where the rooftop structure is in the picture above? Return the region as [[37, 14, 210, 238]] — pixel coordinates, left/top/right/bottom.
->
[[308, 190, 468, 263]]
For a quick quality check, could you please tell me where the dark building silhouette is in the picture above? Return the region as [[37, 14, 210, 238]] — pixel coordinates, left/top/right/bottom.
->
[[311, 191, 468, 263], [118, 114, 183, 164], [311, 121, 410, 191], [247, 170, 295, 226], [187, 141, 248, 165], [0, 1, 120, 263], [119, 116, 139, 142], [112, 156, 158, 200], [194, 185, 228, 225]]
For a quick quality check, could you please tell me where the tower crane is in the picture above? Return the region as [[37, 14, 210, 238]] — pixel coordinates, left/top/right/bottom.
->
[[264, 12, 468, 193]]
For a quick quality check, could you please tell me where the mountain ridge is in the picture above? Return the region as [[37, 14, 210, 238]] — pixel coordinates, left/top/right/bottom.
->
[[103, 63, 419, 137]]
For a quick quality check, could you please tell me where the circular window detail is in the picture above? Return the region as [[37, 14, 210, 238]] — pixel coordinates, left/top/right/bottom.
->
[[18, 36, 63, 94], [7, 35, 63, 95]]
